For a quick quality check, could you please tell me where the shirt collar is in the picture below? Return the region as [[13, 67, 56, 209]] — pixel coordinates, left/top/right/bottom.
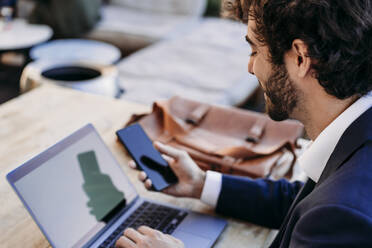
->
[[298, 92, 372, 183]]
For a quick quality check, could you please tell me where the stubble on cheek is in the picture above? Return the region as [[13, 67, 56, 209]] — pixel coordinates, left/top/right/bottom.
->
[[263, 64, 298, 121]]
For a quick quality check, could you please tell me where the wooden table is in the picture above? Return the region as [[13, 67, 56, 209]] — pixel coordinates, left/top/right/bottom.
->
[[0, 85, 275, 248]]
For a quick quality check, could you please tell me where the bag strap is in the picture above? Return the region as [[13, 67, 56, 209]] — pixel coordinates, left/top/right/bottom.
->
[[185, 104, 210, 125], [246, 117, 266, 143]]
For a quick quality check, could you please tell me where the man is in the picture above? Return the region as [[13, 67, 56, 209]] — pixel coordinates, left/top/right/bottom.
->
[[116, 0, 372, 247]]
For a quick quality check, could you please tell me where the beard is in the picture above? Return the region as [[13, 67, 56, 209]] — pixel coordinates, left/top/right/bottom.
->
[[263, 63, 299, 121]]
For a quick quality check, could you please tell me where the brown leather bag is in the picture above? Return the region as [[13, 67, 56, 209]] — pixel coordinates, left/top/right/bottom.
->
[[125, 96, 304, 178]]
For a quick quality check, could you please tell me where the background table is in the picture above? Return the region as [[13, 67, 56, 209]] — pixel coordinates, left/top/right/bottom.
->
[[0, 19, 52, 52], [0, 19, 53, 104], [0, 85, 276, 248], [30, 39, 121, 65]]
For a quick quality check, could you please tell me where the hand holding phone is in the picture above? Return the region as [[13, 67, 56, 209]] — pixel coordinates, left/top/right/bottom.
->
[[116, 124, 178, 191]]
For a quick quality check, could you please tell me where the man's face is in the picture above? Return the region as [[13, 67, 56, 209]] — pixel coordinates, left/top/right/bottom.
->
[[246, 20, 299, 121]]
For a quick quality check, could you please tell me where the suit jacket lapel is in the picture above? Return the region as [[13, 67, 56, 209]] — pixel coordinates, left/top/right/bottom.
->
[[271, 107, 372, 247], [317, 107, 372, 186], [269, 178, 315, 247]]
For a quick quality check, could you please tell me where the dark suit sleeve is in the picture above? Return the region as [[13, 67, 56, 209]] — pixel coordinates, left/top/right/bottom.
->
[[215, 174, 303, 229], [290, 204, 372, 247]]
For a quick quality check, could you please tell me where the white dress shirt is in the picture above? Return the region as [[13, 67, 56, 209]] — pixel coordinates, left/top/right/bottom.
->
[[200, 92, 372, 207]]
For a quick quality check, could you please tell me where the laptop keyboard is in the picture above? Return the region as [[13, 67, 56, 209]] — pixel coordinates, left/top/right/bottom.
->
[[99, 201, 188, 248]]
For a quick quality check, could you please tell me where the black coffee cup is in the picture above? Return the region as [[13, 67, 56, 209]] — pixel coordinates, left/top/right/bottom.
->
[[42, 66, 101, 82]]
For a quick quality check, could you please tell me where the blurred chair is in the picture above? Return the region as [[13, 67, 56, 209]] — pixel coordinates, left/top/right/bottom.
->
[[85, 0, 207, 55]]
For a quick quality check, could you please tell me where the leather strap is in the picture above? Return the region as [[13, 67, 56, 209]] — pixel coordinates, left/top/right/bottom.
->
[[185, 104, 210, 125], [246, 117, 266, 143]]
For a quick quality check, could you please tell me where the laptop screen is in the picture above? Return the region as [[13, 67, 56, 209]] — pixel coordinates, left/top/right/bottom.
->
[[8, 125, 137, 248]]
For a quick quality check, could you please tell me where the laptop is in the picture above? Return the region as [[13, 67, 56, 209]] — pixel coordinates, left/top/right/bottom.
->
[[7, 124, 227, 248]]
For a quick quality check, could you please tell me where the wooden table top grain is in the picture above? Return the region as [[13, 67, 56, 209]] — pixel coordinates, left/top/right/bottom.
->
[[0, 85, 273, 248]]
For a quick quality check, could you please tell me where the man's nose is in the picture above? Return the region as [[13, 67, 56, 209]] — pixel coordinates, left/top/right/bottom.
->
[[248, 57, 255, 75]]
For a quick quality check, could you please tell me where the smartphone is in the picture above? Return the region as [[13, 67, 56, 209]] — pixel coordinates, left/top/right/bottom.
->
[[116, 124, 178, 191]]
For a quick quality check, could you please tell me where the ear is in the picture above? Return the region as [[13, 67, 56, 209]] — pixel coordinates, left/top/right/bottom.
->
[[291, 39, 311, 78]]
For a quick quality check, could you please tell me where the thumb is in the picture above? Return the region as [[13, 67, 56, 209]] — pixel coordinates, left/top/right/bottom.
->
[[154, 142, 183, 160], [162, 154, 178, 170]]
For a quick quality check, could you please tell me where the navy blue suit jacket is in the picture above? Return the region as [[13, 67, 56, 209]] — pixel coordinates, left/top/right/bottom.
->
[[216, 107, 372, 247]]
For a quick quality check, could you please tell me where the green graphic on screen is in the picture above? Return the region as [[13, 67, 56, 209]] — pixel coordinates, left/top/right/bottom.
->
[[77, 151, 125, 222]]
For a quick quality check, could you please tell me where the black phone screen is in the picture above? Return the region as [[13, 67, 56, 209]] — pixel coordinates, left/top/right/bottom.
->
[[116, 124, 178, 191]]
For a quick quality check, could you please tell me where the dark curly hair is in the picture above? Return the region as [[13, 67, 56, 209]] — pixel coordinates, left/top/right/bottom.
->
[[222, 0, 372, 99]]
